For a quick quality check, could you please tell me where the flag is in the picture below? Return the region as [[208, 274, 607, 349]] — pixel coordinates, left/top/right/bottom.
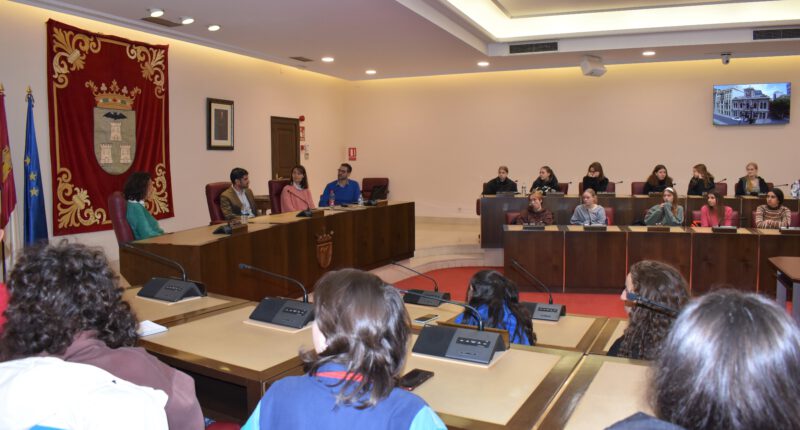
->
[[0, 83, 21, 278], [24, 90, 47, 245]]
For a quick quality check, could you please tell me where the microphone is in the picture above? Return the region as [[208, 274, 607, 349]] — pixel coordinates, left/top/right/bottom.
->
[[614, 180, 624, 184], [121, 243, 206, 302], [772, 183, 789, 188], [239, 263, 308, 302], [239, 263, 314, 328], [510, 260, 566, 321], [391, 261, 451, 307], [718, 178, 727, 183], [625, 291, 678, 317], [395, 287, 483, 330]]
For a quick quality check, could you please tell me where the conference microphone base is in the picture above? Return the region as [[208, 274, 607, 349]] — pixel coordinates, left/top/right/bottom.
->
[[138, 277, 206, 303], [412, 325, 505, 365], [249, 298, 314, 329], [403, 290, 452, 307], [522, 302, 566, 322]]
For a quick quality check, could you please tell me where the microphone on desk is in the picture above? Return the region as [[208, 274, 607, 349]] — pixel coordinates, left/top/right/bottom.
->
[[391, 261, 451, 307], [239, 263, 314, 328], [510, 260, 566, 321], [395, 287, 505, 365], [625, 291, 678, 317], [121, 243, 206, 302]]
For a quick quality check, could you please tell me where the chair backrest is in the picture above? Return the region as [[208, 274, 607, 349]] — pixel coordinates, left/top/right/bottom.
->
[[631, 182, 646, 195], [108, 191, 134, 244], [205, 182, 230, 225], [269, 179, 290, 214], [714, 182, 728, 196], [579, 181, 616, 194], [362, 177, 389, 200], [557, 182, 569, 194], [505, 212, 520, 224], [604, 207, 614, 226]]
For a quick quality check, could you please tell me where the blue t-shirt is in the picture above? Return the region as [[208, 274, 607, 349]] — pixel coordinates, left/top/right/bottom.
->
[[319, 180, 361, 206], [241, 363, 446, 430], [456, 303, 531, 345]]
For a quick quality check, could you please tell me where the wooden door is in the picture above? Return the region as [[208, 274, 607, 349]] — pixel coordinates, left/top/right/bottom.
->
[[271, 117, 299, 180]]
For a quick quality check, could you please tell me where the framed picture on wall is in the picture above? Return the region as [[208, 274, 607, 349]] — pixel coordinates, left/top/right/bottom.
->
[[207, 98, 234, 150]]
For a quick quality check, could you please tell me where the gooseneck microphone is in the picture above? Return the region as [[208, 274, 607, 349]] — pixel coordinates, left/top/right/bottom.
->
[[391, 261, 439, 292], [626, 291, 678, 317], [121, 243, 206, 302], [391, 261, 451, 307], [510, 260, 566, 321], [395, 287, 483, 330], [122, 243, 188, 281], [239, 263, 308, 303], [511, 260, 552, 304]]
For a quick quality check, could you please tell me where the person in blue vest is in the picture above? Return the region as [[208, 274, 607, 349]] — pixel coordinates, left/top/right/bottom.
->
[[319, 163, 361, 207], [242, 269, 446, 430]]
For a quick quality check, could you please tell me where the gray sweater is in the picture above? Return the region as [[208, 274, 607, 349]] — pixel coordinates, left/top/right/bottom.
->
[[570, 205, 607, 225]]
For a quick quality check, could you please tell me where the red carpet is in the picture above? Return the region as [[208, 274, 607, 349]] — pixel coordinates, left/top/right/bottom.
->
[[395, 266, 628, 319]]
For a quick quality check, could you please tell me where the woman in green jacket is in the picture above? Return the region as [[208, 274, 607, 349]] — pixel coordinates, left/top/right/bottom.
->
[[645, 187, 684, 226], [124, 172, 164, 240]]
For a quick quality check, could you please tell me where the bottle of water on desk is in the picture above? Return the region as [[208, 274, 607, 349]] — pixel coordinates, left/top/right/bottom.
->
[[521, 184, 527, 196], [792, 180, 800, 198], [358, 194, 364, 206], [328, 190, 335, 207]]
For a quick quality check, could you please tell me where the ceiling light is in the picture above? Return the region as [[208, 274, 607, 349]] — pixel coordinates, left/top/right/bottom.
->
[[321, 57, 334, 63], [148, 8, 164, 18], [180, 17, 194, 25], [477, 61, 490, 67], [642, 51, 656, 56], [365, 69, 377, 75], [207, 24, 221, 32]]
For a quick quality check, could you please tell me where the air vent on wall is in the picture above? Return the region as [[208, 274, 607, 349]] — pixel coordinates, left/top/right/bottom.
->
[[290, 56, 314, 62], [753, 28, 800, 40], [141, 17, 182, 28], [509, 41, 558, 54]]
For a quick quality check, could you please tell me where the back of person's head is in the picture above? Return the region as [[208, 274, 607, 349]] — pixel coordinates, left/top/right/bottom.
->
[[230, 167, 248, 183], [653, 289, 800, 430], [123, 171, 151, 201], [466, 270, 535, 345], [302, 269, 409, 409], [620, 261, 689, 360], [0, 241, 137, 360]]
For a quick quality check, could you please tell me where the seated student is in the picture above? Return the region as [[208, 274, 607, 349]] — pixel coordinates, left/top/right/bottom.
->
[[609, 290, 800, 430], [319, 163, 361, 207], [642, 164, 673, 194], [455, 270, 535, 346], [514, 191, 554, 225], [531, 165, 559, 192], [124, 171, 164, 240], [483, 165, 518, 195], [280, 165, 316, 212], [735, 162, 769, 196], [220, 167, 257, 220], [582, 161, 609, 193], [686, 163, 715, 196], [242, 269, 445, 430], [608, 260, 689, 360], [700, 191, 734, 227], [644, 187, 684, 226], [570, 189, 607, 225], [755, 188, 792, 229], [0, 242, 203, 430]]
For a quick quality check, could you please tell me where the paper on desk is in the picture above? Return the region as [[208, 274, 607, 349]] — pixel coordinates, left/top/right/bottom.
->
[[137, 320, 168, 337]]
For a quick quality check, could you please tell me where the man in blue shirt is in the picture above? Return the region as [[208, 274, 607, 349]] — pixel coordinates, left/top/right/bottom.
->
[[319, 163, 361, 206]]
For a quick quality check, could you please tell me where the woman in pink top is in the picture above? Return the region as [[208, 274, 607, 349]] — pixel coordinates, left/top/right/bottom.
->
[[281, 165, 317, 212], [700, 191, 734, 227]]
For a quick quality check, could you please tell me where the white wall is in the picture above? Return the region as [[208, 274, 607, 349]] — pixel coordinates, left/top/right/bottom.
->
[[0, 1, 349, 261]]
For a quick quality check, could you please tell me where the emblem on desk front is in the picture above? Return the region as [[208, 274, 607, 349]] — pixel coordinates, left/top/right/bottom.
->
[[316, 231, 334, 269]]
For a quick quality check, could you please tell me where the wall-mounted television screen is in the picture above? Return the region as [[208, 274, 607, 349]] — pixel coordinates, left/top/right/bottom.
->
[[713, 82, 790, 126]]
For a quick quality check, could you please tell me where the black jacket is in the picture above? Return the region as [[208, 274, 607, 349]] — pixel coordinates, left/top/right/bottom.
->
[[483, 177, 518, 195], [642, 179, 672, 194], [687, 177, 715, 196], [531, 176, 559, 192], [735, 176, 768, 196], [583, 176, 609, 193]]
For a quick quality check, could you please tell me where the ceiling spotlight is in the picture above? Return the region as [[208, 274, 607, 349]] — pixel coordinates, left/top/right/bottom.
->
[[365, 69, 377, 75], [642, 51, 656, 56], [180, 17, 194, 25], [207, 24, 221, 32], [148, 8, 164, 18], [321, 57, 334, 63], [477, 61, 490, 67]]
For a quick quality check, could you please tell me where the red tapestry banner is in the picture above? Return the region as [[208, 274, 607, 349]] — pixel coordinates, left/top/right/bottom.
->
[[46, 19, 173, 236]]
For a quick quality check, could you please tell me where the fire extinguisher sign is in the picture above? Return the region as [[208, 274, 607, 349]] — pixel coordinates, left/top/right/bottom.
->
[[347, 147, 357, 161]]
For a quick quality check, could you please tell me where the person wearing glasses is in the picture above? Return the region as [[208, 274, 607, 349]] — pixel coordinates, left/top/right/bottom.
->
[[319, 163, 361, 207]]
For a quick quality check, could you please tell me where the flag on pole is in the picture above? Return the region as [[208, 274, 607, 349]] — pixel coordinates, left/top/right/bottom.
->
[[24, 88, 47, 245], [0, 83, 21, 277]]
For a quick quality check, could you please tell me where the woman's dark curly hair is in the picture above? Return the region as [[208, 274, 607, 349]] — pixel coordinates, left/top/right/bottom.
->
[[619, 260, 689, 360], [462, 270, 535, 346], [0, 241, 138, 360], [124, 171, 151, 201]]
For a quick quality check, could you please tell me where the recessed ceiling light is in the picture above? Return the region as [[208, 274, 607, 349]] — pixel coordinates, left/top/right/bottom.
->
[[477, 61, 490, 67], [180, 17, 194, 25], [207, 24, 221, 32], [642, 51, 656, 56], [148, 8, 164, 18], [321, 57, 334, 63], [365, 69, 377, 75]]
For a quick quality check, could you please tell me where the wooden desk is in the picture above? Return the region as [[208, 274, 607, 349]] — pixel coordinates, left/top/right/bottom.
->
[[759, 230, 800, 297], [406, 340, 582, 430], [124, 287, 249, 327], [537, 354, 651, 429], [626, 226, 691, 283], [565, 226, 627, 293], [504, 225, 564, 293], [588, 318, 629, 355], [690, 227, 758, 294], [533, 314, 607, 353], [769, 256, 800, 324], [121, 201, 415, 302]]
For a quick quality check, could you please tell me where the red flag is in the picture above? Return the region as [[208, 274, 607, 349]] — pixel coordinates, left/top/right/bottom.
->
[[0, 84, 17, 229]]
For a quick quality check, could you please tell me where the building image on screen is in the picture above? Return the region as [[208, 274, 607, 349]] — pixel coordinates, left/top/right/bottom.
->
[[713, 82, 790, 126]]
